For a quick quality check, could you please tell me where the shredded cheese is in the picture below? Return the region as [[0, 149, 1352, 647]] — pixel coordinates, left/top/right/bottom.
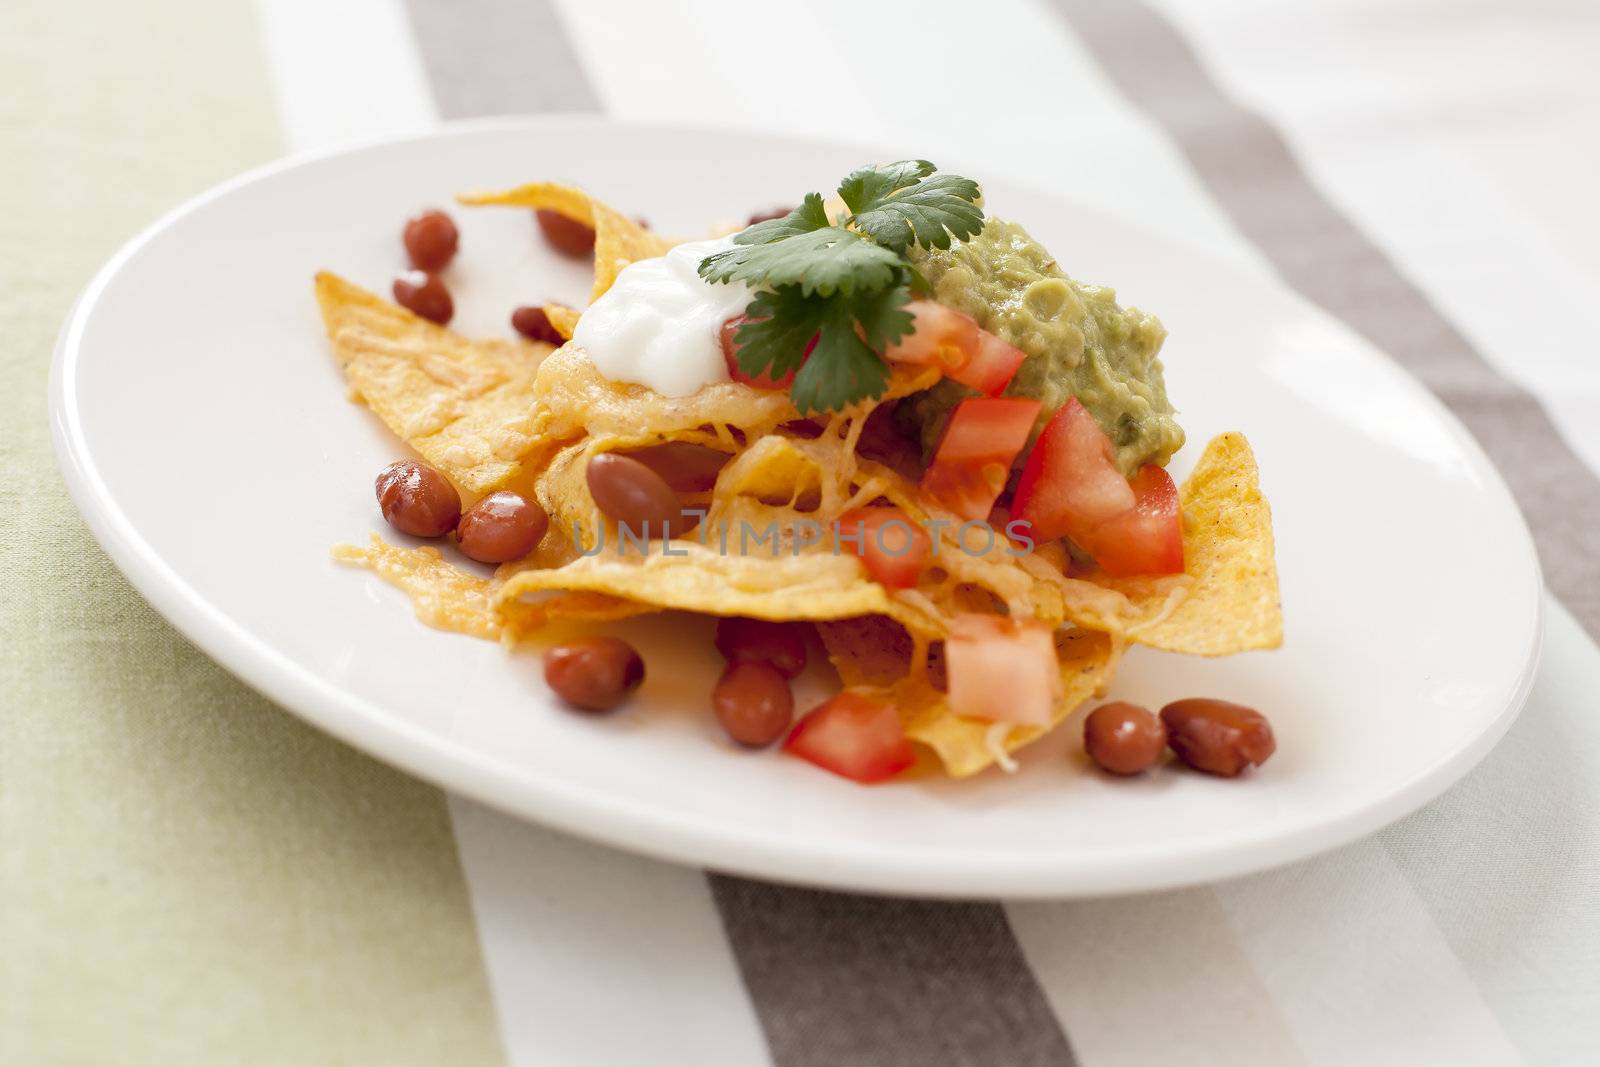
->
[[985, 723, 1020, 773], [1125, 577, 1192, 637]]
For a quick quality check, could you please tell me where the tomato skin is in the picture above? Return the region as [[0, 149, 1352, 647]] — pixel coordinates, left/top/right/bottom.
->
[[1085, 465, 1185, 577], [837, 507, 931, 589], [1012, 399, 1136, 542], [1011, 400, 1184, 577], [719, 315, 808, 389], [945, 614, 1062, 727], [784, 692, 916, 783], [883, 301, 1026, 396], [919, 396, 1042, 521], [960, 329, 1029, 396]]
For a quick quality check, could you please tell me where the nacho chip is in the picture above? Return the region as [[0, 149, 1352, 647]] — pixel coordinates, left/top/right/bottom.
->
[[495, 544, 932, 633], [455, 181, 673, 323], [334, 535, 656, 639], [333, 535, 539, 641], [315, 272, 551, 497], [1113, 432, 1282, 655], [528, 343, 809, 450], [541, 304, 583, 341]]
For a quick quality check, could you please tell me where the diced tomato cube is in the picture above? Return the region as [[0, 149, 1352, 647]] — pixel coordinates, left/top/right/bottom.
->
[[959, 329, 1028, 396], [1085, 465, 1185, 577], [784, 691, 916, 783], [837, 506, 931, 589], [883, 300, 1026, 396], [945, 614, 1062, 727], [1011, 399, 1183, 576], [1012, 398, 1136, 542], [919, 396, 1042, 521]]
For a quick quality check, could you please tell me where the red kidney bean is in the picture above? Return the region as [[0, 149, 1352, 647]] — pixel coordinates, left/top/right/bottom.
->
[[393, 270, 453, 324], [713, 662, 794, 747], [1083, 702, 1166, 776], [511, 305, 565, 345], [544, 637, 644, 712], [585, 452, 683, 538], [402, 209, 459, 271], [621, 442, 732, 493], [714, 617, 808, 678], [746, 207, 793, 225], [1161, 698, 1276, 777], [375, 460, 460, 538], [456, 491, 549, 564], [535, 209, 596, 256]]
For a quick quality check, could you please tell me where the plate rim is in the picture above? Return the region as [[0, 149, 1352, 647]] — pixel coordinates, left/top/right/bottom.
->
[[47, 116, 1545, 898]]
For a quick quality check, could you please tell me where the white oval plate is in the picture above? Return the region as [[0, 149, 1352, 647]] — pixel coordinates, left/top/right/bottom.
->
[[50, 119, 1541, 898]]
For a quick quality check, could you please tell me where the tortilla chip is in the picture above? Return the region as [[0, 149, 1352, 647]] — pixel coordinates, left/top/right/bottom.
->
[[494, 544, 933, 633], [334, 535, 655, 640], [455, 182, 673, 308], [333, 535, 540, 641], [315, 272, 551, 497], [1113, 432, 1282, 655], [535, 591, 660, 626], [541, 303, 583, 342], [528, 343, 807, 450]]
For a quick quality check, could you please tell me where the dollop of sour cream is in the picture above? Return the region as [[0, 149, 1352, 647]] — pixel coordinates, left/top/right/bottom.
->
[[571, 236, 752, 396]]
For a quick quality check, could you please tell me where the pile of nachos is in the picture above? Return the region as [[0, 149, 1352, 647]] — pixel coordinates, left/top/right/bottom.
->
[[320, 160, 1281, 784]]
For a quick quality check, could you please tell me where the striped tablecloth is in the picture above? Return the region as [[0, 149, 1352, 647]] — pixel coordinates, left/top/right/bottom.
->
[[5, 0, 1599, 1063]]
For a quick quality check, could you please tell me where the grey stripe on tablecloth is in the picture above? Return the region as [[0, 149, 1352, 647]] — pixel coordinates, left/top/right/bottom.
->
[[711, 879, 1079, 1067], [400, 3, 1080, 1065], [1053, 0, 1600, 641], [402, 0, 601, 116]]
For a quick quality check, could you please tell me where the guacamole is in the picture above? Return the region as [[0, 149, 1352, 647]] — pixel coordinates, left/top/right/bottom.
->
[[901, 219, 1184, 475]]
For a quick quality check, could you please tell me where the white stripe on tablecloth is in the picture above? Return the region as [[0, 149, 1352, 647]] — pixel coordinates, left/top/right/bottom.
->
[[249, 5, 770, 1064], [252, 0, 437, 152], [1379, 597, 1600, 1065], [1151, 0, 1600, 478], [1214, 841, 1522, 1067], [449, 800, 772, 1067]]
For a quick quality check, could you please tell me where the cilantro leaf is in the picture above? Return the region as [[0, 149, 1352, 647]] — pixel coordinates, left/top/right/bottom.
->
[[849, 279, 917, 351], [836, 160, 936, 216], [731, 280, 914, 413], [790, 302, 893, 415], [697, 160, 985, 411], [733, 192, 830, 245], [842, 163, 983, 253], [699, 224, 902, 296], [731, 287, 826, 383]]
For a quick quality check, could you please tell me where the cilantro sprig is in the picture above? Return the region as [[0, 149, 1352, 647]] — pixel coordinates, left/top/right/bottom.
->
[[699, 161, 984, 412]]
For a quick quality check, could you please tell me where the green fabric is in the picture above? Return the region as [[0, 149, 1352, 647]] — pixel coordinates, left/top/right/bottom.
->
[[0, 2, 504, 1063]]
